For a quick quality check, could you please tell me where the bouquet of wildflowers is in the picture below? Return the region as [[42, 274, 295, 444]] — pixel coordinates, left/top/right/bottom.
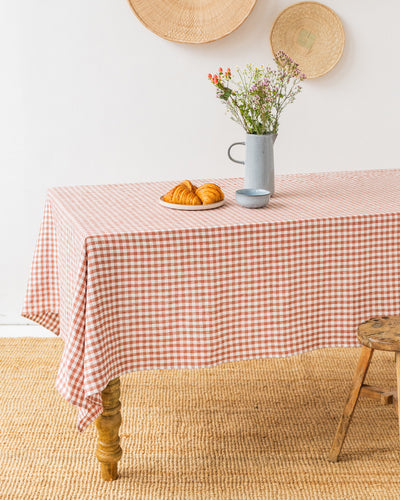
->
[[208, 51, 306, 135]]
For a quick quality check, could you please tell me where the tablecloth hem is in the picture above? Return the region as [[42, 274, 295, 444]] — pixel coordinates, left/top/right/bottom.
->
[[21, 312, 60, 336], [74, 341, 363, 431]]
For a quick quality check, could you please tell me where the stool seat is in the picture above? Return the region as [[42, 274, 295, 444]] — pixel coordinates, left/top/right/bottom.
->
[[329, 315, 400, 462], [358, 316, 400, 352]]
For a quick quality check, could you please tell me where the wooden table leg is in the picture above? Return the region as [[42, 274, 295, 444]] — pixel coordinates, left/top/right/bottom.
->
[[396, 353, 400, 434], [95, 377, 123, 480]]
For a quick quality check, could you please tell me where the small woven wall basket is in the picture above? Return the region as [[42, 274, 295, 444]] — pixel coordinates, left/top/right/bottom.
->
[[270, 2, 345, 78], [126, 0, 257, 44]]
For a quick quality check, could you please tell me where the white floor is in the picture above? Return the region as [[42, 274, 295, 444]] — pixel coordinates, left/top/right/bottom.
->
[[0, 324, 53, 337]]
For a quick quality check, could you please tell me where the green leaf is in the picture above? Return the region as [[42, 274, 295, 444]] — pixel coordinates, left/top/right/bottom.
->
[[220, 88, 232, 101]]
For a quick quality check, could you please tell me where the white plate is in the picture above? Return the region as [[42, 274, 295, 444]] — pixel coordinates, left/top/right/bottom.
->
[[159, 196, 225, 211]]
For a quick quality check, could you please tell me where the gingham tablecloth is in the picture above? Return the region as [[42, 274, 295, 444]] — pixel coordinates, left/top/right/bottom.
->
[[22, 169, 400, 430]]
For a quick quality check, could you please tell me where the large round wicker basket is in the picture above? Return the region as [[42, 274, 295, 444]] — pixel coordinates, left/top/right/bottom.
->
[[270, 2, 345, 78], [127, 0, 257, 44]]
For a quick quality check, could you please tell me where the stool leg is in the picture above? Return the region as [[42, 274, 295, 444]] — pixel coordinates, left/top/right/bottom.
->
[[328, 346, 374, 462], [396, 352, 400, 435]]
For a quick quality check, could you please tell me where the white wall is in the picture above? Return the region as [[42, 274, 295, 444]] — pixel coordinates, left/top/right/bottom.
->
[[1, 0, 399, 331]]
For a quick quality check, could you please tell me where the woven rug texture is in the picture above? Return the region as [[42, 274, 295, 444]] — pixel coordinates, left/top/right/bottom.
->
[[0, 338, 399, 500]]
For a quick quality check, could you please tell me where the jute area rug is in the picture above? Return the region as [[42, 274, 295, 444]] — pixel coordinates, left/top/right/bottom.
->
[[1, 339, 400, 500]]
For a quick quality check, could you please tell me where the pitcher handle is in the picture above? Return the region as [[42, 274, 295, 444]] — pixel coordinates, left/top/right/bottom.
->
[[227, 142, 245, 165]]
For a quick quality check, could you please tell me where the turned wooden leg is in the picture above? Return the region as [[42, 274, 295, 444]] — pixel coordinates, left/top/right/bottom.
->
[[396, 353, 400, 435], [95, 377, 123, 480], [329, 346, 374, 462]]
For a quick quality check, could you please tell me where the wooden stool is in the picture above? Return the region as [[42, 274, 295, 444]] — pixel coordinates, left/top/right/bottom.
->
[[329, 316, 400, 462]]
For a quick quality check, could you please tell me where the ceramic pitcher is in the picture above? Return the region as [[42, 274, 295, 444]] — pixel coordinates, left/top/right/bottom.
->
[[228, 133, 277, 196]]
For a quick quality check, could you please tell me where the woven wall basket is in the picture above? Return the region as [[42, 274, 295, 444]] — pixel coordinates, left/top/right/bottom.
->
[[126, 0, 257, 44], [270, 2, 345, 78]]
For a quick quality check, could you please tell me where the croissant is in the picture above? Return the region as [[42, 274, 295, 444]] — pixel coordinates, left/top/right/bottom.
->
[[180, 180, 198, 193], [163, 182, 202, 205], [195, 183, 224, 205]]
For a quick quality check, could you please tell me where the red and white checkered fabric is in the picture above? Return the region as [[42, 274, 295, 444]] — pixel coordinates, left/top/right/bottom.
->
[[22, 169, 400, 431]]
